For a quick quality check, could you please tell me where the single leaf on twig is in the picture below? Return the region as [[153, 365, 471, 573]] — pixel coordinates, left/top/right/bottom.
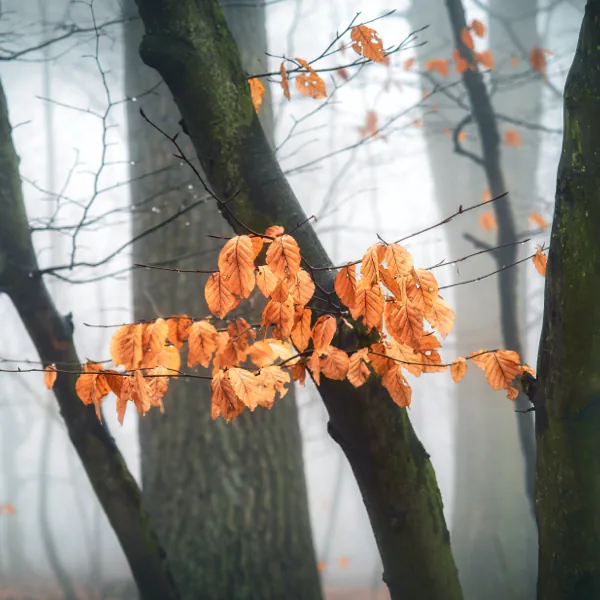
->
[[533, 247, 547, 277], [350, 25, 386, 63], [249, 78, 265, 113], [44, 365, 57, 390], [218, 235, 256, 298]]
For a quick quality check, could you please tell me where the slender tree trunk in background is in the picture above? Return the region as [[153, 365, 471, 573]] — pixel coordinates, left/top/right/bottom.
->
[[535, 2, 600, 597], [130, 1, 464, 598], [408, 2, 535, 598], [124, 2, 322, 598]]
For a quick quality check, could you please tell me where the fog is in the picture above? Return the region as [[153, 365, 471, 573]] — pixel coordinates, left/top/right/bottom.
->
[[0, 0, 583, 598]]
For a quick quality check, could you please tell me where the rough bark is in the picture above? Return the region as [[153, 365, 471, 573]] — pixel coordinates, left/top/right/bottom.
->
[[124, 1, 321, 598], [535, 2, 600, 598], [0, 75, 178, 600], [131, 1, 463, 598], [409, 1, 537, 597]]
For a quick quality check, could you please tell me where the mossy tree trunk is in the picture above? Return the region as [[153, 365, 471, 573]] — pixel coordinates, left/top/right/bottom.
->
[[131, 1, 463, 598], [535, 2, 600, 598], [123, 1, 321, 598]]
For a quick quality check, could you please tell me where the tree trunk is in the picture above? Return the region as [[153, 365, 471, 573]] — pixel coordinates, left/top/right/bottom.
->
[[0, 74, 178, 600], [408, 1, 537, 597], [123, 2, 322, 598], [535, 2, 600, 598], [130, 1, 463, 598]]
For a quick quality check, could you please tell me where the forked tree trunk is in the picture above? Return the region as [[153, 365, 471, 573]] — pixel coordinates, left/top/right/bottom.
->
[[535, 2, 600, 598], [130, 1, 463, 598], [123, 1, 321, 598]]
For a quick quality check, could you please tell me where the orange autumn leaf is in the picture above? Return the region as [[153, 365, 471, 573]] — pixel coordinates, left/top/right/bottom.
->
[[530, 47, 548, 73], [218, 235, 256, 299], [295, 61, 327, 99], [286, 268, 315, 306], [475, 49, 495, 70], [425, 58, 449, 77], [291, 307, 312, 352], [317, 561, 326, 573], [258, 365, 291, 408], [266, 234, 301, 279], [205, 272, 239, 319], [452, 48, 468, 74], [280, 62, 290, 100], [385, 243, 414, 278], [320, 346, 350, 380], [228, 367, 263, 411], [510, 55, 519, 67], [187, 320, 218, 368], [403, 57, 415, 70], [379, 265, 406, 300], [248, 340, 276, 368], [339, 556, 350, 568], [407, 268, 439, 311], [457, 130, 468, 142], [211, 369, 245, 422], [262, 286, 295, 338], [424, 296, 455, 338], [265, 225, 285, 238], [227, 318, 256, 363], [350, 25, 386, 63], [291, 360, 307, 387], [382, 364, 412, 408], [76, 361, 112, 421], [44, 365, 57, 390], [385, 298, 423, 349], [470, 19, 486, 38], [471, 349, 521, 395], [111, 323, 144, 370], [248, 78, 265, 113], [533, 247, 547, 277], [142, 318, 169, 357], [167, 315, 192, 349], [461, 28, 475, 50], [450, 357, 467, 383], [528, 212, 548, 230], [351, 280, 384, 332], [361, 244, 385, 287], [347, 348, 371, 388], [312, 315, 337, 355], [335, 264, 357, 309], [213, 332, 238, 373], [479, 211, 498, 231], [255, 265, 280, 298], [249, 234, 264, 258], [504, 129, 522, 146], [482, 188, 492, 203]]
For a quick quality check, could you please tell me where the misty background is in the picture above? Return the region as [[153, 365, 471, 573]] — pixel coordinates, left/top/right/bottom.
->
[[0, 0, 583, 597]]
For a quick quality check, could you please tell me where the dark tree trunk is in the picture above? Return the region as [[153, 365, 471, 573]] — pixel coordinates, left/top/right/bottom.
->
[[130, 1, 464, 598], [123, 1, 322, 598], [535, 2, 600, 598], [0, 75, 178, 600]]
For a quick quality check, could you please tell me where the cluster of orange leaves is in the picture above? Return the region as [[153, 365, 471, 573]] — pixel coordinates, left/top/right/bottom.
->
[[0, 504, 16, 515], [249, 24, 388, 111], [41, 224, 542, 424], [412, 19, 550, 78]]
